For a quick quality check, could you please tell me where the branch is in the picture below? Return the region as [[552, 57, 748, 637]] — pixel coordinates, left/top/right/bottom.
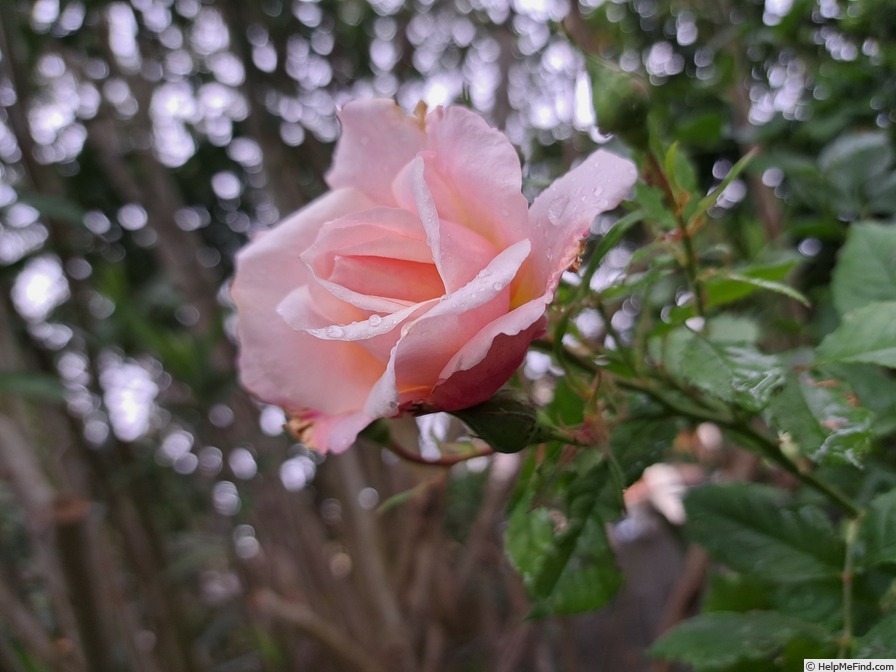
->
[[386, 440, 494, 467], [53, 497, 116, 672], [253, 589, 388, 672]]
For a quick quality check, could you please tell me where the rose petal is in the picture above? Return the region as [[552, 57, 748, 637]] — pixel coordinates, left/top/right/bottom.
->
[[305, 277, 413, 314], [326, 99, 425, 206], [432, 293, 550, 410], [296, 408, 374, 454], [303, 207, 435, 271], [431, 314, 547, 411], [302, 206, 445, 304], [362, 238, 531, 419], [521, 150, 639, 299], [232, 188, 383, 416], [407, 156, 500, 292], [304, 299, 436, 342], [423, 105, 530, 248]]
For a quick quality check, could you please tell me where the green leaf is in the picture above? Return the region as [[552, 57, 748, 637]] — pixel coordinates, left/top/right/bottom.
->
[[685, 483, 845, 582], [16, 192, 87, 227], [818, 301, 896, 368], [703, 315, 761, 344], [665, 141, 698, 195], [704, 270, 809, 308], [768, 151, 830, 207], [824, 363, 896, 436], [702, 573, 773, 613], [689, 148, 757, 224], [854, 612, 896, 657], [771, 579, 844, 631], [661, 329, 785, 412], [583, 208, 645, 290], [819, 132, 893, 210], [543, 376, 585, 428], [633, 182, 677, 229], [868, 171, 896, 215], [702, 258, 800, 308], [0, 371, 66, 403], [674, 111, 724, 147], [861, 490, 896, 567], [608, 411, 681, 484], [506, 460, 622, 616], [651, 611, 830, 671], [830, 223, 896, 316], [768, 374, 874, 466]]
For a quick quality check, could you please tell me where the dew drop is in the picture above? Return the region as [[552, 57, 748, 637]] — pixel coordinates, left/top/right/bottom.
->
[[592, 186, 604, 198], [547, 196, 570, 225], [492, 281, 504, 291], [369, 315, 383, 326], [501, 208, 510, 217], [326, 325, 345, 338], [478, 268, 492, 278]]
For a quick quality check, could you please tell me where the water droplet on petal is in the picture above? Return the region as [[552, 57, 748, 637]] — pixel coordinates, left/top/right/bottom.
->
[[326, 325, 345, 338], [492, 281, 504, 291], [369, 315, 383, 326], [478, 268, 492, 278], [592, 186, 604, 198], [501, 208, 510, 217], [547, 196, 570, 226]]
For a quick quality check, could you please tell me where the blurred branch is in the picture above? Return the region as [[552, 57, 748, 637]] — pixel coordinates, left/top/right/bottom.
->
[[80, 101, 223, 338], [219, 0, 310, 214], [329, 450, 418, 672], [0, 573, 80, 672], [253, 589, 388, 672], [53, 497, 116, 672], [458, 453, 521, 589], [0, 406, 84, 672], [725, 23, 784, 243], [563, 0, 607, 55], [386, 439, 494, 467]]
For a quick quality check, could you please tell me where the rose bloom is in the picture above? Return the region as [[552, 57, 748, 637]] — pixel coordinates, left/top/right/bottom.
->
[[232, 99, 637, 452]]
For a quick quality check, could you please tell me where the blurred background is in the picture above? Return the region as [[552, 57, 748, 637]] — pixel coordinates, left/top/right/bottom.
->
[[0, 0, 893, 670]]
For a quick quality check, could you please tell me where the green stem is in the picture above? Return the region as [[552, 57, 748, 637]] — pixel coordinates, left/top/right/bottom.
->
[[839, 517, 861, 657], [531, 339, 862, 516], [646, 152, 706, 318], [385, 441, 493, 467], [723, 424, 861, 518]]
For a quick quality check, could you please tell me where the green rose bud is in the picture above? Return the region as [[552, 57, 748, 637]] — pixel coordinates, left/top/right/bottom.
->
[[587, 56, 651, 150], [448, 390, 557, 454]]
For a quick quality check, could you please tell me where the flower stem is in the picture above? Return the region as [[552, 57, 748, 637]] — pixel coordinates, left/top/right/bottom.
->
[[385, 441, 493, 467], [646, 152, 706, 319], [839, 517, 861, 657]]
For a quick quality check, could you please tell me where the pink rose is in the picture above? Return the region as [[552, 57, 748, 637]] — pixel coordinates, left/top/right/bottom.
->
[[232, 99, 637, 452]]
